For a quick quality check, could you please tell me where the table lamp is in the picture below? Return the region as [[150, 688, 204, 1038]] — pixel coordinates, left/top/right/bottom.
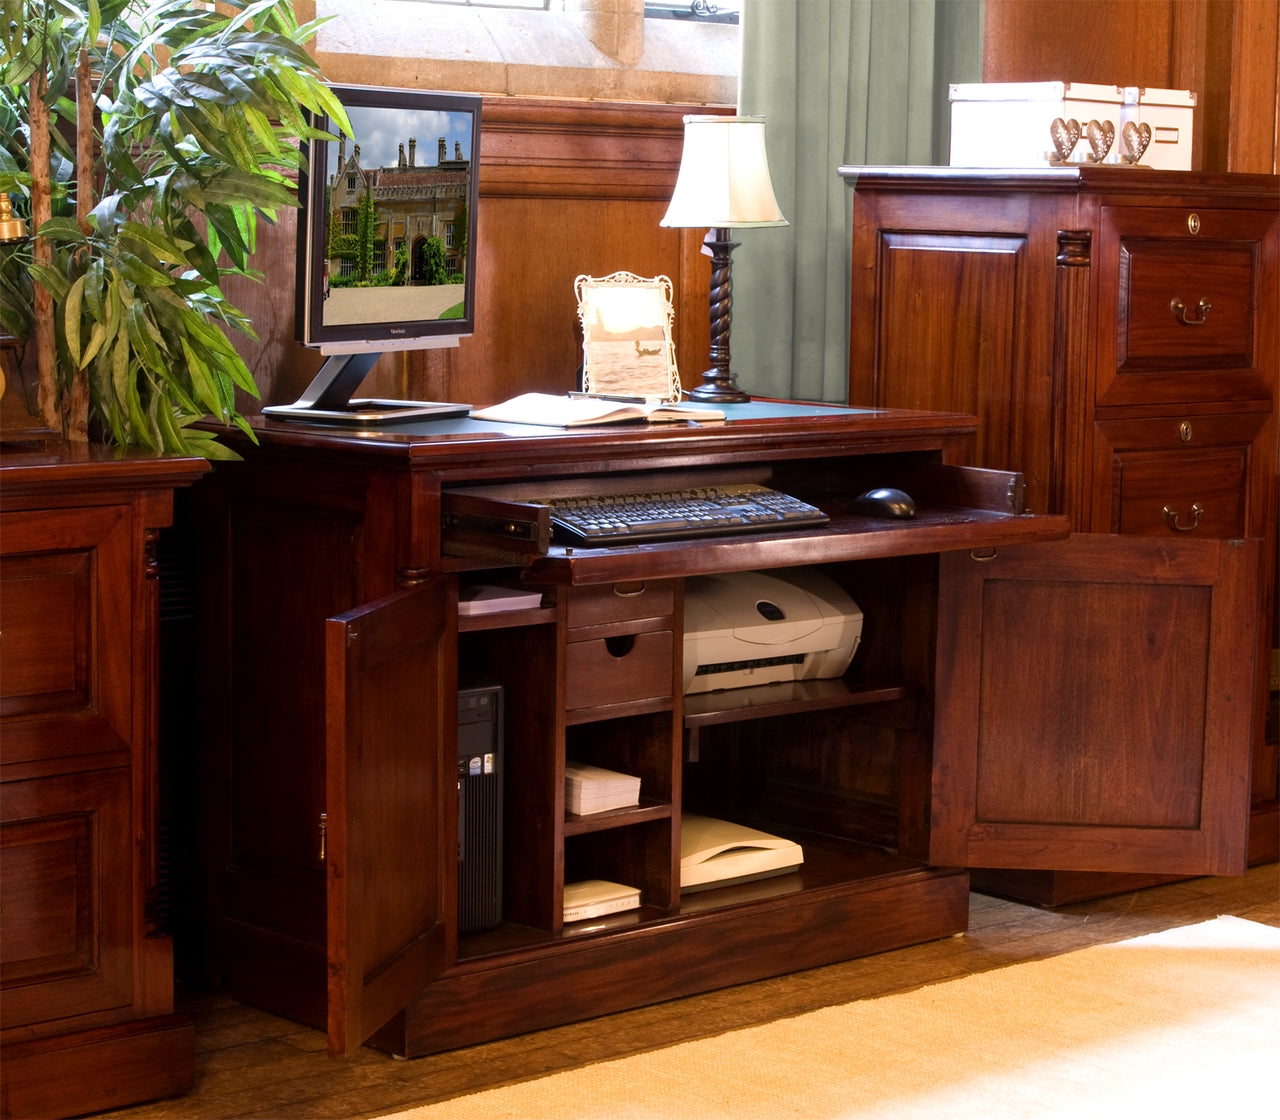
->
[[660, 115, 788, 403]]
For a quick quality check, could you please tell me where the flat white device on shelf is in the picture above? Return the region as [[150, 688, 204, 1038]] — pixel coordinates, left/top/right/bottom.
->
[[562, 879, 641, 923], [683, 567, 862, 694], [680, 814, 804, 893]]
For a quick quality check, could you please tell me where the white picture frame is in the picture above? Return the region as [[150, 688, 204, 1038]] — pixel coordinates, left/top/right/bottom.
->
[[575, 272, 680, 402]]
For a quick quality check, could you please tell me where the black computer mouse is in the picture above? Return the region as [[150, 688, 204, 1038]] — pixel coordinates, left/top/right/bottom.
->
[[851, 487, 916, 519]]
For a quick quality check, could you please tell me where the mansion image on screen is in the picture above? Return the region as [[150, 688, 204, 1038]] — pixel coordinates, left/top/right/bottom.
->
[[325, 131, 471, 308]]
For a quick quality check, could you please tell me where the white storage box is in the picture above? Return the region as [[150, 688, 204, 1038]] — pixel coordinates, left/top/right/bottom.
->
[[949, 82, 1195, 170]]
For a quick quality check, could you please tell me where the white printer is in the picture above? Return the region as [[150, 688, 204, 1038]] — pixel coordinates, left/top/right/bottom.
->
[[682, 568, 862, 695]]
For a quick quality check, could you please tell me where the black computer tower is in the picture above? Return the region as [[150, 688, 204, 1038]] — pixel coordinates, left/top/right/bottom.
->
[[457, 683, 503, 933]]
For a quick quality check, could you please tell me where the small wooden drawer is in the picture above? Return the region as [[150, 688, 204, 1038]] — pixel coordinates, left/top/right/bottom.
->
[[1110, 447, 1247, 537], [1092, 413, 1264, 538], [565, 630, 674, 710], [566, 580, 675, 629], [1097, 205, 1277, 408]]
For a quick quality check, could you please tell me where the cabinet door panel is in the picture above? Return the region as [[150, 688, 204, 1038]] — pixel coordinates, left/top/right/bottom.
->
[[0, 507, 132, 765], [325, 584, 454, 1057], [0, 769, 133, 1027], [931, 534, 1258, 875]]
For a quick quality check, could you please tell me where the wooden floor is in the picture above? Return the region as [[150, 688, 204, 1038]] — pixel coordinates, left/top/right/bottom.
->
[[91, 864, 1279, 1120]]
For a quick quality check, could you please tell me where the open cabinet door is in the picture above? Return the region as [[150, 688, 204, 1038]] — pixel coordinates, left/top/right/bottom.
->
[[931, 534, 1260, 876], [325, 584, 456, 1057]]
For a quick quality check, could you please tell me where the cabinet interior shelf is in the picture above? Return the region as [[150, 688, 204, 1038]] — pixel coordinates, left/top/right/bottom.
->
[[563, 797, 671, 836], [456, 832, 928, 964], [683, 679, 911, 727], [458, 604, 557, 632]]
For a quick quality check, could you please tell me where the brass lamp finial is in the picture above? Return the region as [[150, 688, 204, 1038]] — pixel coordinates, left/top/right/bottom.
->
[[0, 193, 29, 243]]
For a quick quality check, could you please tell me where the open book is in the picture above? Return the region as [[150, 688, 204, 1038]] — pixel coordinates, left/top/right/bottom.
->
[[470, 392, 724, 427]]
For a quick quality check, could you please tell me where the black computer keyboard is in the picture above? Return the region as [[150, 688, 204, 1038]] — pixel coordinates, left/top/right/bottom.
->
[[544, 483, 829, 545]]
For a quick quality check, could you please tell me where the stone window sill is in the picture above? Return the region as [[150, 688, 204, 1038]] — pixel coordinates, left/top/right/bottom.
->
[[306, 0, 738, 106]]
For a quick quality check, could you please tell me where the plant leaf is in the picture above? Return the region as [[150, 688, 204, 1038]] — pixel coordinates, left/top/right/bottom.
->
[[63, 273, 86, 366]]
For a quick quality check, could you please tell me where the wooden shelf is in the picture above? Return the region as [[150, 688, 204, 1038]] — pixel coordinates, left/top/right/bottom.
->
[[455, 832, 932, 964], [563, 797, 672, 836], [458, 605, 557, 632], [683, 678, 911, 727]]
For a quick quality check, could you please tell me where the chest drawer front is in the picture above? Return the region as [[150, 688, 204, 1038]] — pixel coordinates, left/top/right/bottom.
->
[[1097, 205, 1278, 408], [1111, 447, 1247, 537], [1091, 412, 1266, 538], [566, 580, 675, 629], [1122, 241, 1255, 365], [565, 629, 674, 711]]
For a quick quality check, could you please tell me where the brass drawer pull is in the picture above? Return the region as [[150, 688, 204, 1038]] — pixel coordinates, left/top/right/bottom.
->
[[1162, 504, 1204, 532], [1170, 297, 1211, 326]]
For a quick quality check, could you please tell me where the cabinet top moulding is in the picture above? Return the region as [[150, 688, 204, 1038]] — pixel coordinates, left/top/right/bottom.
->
[[0, 441, 209, 502], [838, 165, 1280, 203]]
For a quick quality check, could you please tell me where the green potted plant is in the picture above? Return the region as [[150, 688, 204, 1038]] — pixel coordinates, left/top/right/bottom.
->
[[0, 0, 348, 456]]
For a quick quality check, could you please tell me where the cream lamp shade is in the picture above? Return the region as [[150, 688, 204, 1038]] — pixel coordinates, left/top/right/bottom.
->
[[660, 116, 789, 230]]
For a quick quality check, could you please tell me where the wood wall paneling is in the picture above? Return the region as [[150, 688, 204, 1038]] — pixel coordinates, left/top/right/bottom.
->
[[982, 0, 1279, 173], [982, 1, 1176, 87]]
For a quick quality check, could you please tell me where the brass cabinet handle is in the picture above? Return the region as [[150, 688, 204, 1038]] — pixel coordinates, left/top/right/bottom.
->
[[1162, 504, 1204, 532], [1169, 297, 1211, 325]]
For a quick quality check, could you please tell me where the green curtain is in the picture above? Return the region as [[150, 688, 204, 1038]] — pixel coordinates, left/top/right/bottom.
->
[[731, 0, 983, 403]]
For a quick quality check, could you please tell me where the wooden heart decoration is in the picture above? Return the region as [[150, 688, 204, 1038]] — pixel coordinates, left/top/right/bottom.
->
[[1122, 120, 1152, 163], [1049, 117, 1081, 161], [1086, 119, 1116, 162]]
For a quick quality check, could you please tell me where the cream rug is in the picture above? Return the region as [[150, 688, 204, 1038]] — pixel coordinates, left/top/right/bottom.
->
[[377, 917, 1280, 1120]]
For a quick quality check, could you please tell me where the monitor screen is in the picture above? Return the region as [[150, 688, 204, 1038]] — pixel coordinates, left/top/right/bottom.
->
[[297, 83, 481, 355], [267, 84, 480, 423]]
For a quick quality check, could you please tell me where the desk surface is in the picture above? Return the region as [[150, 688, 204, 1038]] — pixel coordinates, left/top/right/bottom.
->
[[238, 399, 982, 474]]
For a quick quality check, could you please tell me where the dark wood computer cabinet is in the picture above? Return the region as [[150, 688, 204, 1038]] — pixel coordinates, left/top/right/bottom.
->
[[187, 405, 1259, 1060], [841, 166, 1279, 899], [0, 443, 207, 1120]]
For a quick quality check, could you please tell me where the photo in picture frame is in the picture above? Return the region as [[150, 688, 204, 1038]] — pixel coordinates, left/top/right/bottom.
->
[[575, 272, 681, 402]]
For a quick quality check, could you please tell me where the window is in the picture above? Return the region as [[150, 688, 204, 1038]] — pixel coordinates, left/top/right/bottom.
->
[[317, 1, 737, 106], [398, 0, 547, 7], [347, 173, 357, 190], [341, 208, 357, 236], [645, 1, 739, 24]]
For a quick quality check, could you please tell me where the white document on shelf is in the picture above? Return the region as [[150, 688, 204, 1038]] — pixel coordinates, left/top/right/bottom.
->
[[458, 584, 544, 616], [565, 762, 642, 814]]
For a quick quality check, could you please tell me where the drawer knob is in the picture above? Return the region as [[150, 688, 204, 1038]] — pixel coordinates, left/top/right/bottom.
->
[[1162, 504, 1204, 532], [1170, 297, 1211, 326]]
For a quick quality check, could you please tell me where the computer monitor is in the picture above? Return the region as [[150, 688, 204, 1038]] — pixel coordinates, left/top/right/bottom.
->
[[265, 83, 481, 424]]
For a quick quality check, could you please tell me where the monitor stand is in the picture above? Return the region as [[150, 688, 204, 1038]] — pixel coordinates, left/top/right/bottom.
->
[[262, 353, 470, 425]]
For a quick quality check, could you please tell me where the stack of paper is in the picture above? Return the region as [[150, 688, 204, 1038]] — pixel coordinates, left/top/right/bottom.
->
[[565, 762, 641, 815], [458, 584, 544, 616]]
